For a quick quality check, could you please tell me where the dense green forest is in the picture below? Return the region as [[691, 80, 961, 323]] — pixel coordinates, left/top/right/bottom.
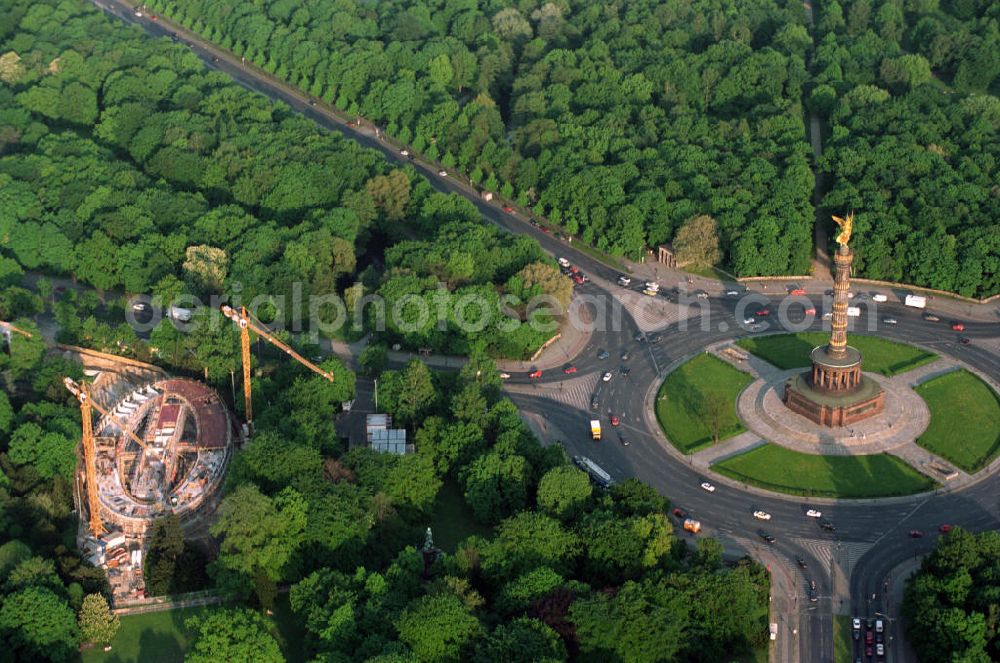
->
[[903, 527, 1000, 662], [142, 0, 1000, 294], [0, 0, 560, 359], [812, 0, 1000, 296], [144, 0, 817, 275]]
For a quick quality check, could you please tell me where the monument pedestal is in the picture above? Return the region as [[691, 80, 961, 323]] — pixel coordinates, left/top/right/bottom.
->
[[783, 348, 885, 426]]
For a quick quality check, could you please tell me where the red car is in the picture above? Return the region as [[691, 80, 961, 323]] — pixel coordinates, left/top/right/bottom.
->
[[572, 274, 585, 285], [672, 507, 685, 518], [540, 227, 550, 233], [528, 369, 542, 379], [150, 14, 157, 20], [804, 307, 816, 315], [951, 322, 965, 331], [755, 308, 770, 316], [866, 632, 874, 646], [563, 365, 577, 374], [610, 415, 620, 426], [503, 206, 514, 214], [790, 288, 807, 296], [569, 265, 579, 274], [939, 524, 953, 534], [909, 530, 924, 538]]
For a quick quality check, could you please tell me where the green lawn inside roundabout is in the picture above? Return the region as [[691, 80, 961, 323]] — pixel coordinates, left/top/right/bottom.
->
[[736, 332, 937, 376], [655, 353, 754, 453], [915, 370, 1000, 473], [712, 444, 938, 498]]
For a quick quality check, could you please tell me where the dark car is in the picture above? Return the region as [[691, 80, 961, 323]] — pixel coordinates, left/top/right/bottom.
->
[[634, 331, 645, 342], [620, 365, 630, 376], [648, 333, 662, 344], [618, 434, 630, 447], [820, 521, 836, 532], [620, 350, 631, 361], [590, 398, 599, 411], [759, 531, 775, 544], [909, 530, 924, 538], [796, 557, 808, 569], [672, 507, 685, 518], [958, 335, 971, 345], [808, 588, 818, 603], [597, 349, 610, 360]]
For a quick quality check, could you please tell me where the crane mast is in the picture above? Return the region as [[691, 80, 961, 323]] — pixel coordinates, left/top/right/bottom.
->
[[220, 305, 334, 436], [64, 377, 148, 537]]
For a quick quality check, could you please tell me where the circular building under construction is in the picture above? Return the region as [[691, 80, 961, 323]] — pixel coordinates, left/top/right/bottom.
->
[[88, 378, 233, 535]]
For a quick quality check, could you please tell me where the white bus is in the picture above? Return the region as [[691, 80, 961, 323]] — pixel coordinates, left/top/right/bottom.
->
[[573, 455, 614, 488]]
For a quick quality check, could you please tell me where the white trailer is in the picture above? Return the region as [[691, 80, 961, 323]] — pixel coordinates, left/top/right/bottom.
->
[[847, 306, 861, 317], [905, 295, 927, 309]]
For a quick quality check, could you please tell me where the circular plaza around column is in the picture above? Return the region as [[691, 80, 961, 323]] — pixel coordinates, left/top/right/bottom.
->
[[737, 368, 929, 455]]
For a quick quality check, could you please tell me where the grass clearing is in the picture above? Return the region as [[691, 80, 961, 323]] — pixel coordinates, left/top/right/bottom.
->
[[80, 605, 210, 663], [428, 479, 494, 553], [656, 353, 754, 453], [834, 615, 854, 663], [916, 370, 1000, 473], [712, 443, 937, 498], [80, 594, 304, 663], [736, 333, 936, 376]]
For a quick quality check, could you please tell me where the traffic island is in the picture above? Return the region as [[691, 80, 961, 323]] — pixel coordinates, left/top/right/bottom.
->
[[915, 370, 1000, 473], [654, 353, 754, 454], [711, 444, 937, 499]]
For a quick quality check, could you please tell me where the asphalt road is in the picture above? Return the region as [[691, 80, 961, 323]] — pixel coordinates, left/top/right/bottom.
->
[[84, 3, 1000, 661]]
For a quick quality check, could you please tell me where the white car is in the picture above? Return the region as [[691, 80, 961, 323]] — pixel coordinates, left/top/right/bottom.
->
[[400, 149, 409, 156], [438, 170, 447, 177], [701, 482, 716, 492], [602, 371, 613, 382], [618, 275, 632, 286], [753, 510, 772, 521], [852, 617, 861, 632], [872, 293, 888, 302], [743, 317, 755, 325], [499, 372, 511, 379], [822, 312, 833, 320], [806, 509, 822, 518]]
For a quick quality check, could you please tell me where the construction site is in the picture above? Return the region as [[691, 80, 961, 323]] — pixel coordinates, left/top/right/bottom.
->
[[65, 346, 236, 604], [65, 306, 335, 604]]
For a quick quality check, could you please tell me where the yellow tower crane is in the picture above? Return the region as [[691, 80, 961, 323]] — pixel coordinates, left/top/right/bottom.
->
[[64, 377, 148, 537], [220, 305, 334, 435], [0, 320, 32, 338]]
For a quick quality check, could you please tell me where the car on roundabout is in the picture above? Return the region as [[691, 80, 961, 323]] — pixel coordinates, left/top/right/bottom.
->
[[820, 521, 836, 532], [796, 557, 808, 569], [528, 369, 542, 379], [602, 371, 613, 382], [759, 531, 776, 544], [700, 482, 715, 493], [610, 415, 620, 427], [806, 509, 822, 518], [562, 364, 577, 374], [597, 349, 610, 360], [753, 510, 772, 521], [618, 434, 630, 447], [951, 322, 965, 331]]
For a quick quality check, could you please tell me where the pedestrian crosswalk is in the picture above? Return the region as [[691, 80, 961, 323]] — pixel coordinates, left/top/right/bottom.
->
[[504, 373, 599, 411], [616, 291, 694, 333]]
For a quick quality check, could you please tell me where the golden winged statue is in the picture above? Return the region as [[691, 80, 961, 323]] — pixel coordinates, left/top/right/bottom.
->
[[832, 212, 853, 247]]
